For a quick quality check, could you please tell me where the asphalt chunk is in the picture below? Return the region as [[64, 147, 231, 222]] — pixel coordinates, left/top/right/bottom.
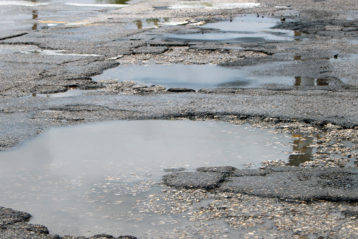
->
[[0, 207, 31, 227], [163, 172, 225, 190], [219, 168, 358, 202]]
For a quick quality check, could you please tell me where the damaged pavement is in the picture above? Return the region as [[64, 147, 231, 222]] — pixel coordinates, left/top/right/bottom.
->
[[1, 0, 358, 238]]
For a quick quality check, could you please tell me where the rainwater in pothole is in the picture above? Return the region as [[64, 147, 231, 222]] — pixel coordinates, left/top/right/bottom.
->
[[0, 120, 306, 237], [169, 1, 260, 10], [127, 18, 171, 30], [0, 0, 129, 35], [92, 63, 296, 89], [36, 88, 85, 98], [164, 15, 294, 43], [328, 54, 358, 87]]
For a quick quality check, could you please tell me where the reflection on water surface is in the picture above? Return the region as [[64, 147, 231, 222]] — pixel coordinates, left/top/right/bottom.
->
[[165, 15, 294, 43], [288, 134, 314, 166], [0, 120, 296, 237], [92, 64, 296, 89]]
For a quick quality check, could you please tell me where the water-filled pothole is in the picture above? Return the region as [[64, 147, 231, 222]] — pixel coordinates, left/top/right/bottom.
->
[[169, 1, 260, 10], [0, 0, 129, 35], [165, 15, 294, 43], [64, 0, 130, 8], [92, 64, 296, 89], [126, 18, 171, 30], [0, 0, 130, 7], [0, 120, 306, 237], [36, 88, 85, 98]]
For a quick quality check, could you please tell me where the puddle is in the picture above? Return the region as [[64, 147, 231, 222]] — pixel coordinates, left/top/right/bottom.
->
[[127, 18, 170, 30], [0, 0, 130, 35], [169, 1, 260, 10], [65, 0, 129, 8], [0, 0, 129, 7], [165, 15, 294, 43], [0, 120, 297, 236], [20, 49, 102, 57], [92, 64, 297, 89], [328, 54, 358, 87], [288, 134, 315, 166], [293, 76, 345, 87], [127, 18, 197, 30], [35, 89, 85, 98], [93, 61, 350, 90], [0, 1, 49, 7], [0, 45, 102, 58]]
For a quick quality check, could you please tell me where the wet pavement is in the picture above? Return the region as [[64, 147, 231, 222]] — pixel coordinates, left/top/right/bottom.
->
[[1, 0, 358, 238]]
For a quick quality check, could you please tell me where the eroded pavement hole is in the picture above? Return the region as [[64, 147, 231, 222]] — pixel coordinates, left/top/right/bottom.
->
[[0, 0, 130, 36], [0, 120, 320, 237], [164, 15, 295, 43], [92, 61, 352, 90], [92, 63, 299, 90]]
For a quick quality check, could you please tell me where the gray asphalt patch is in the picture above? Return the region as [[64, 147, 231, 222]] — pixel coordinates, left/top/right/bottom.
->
[[163, 167, 358, 202], [163, 172, 226, 189]]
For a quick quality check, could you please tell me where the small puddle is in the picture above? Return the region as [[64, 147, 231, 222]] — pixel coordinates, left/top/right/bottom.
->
[[20, 49, 102, 57], [328, 54, 358, 87], [0, 120, 296, 236], [0, 1, 49, 7], [36, 88, 85, 98], [65, 0, 129, 8], [293, 76, 346, 87], [169, 1, 260, 10], [0, 0, 130, 34], [92, 64, 296, 89], [165, 15, 294, 43], [287, 134, 315, 166], [0, 0, 129, 7], [127, 18, 170, 30]]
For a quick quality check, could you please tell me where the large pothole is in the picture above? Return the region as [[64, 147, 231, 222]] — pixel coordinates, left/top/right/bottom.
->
[[0, 119, 306, 237]]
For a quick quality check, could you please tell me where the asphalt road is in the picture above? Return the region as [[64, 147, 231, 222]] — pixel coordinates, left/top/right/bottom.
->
[[1, 0, 358, 238]]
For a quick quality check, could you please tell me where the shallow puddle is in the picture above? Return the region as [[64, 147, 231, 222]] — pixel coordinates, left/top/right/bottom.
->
[[0, 0, 129, 35], [169, 1, 260, 10], [287, 134, 315, 166], [0, 0, 129, 7], [64, 0, 129, 8], [92, 64, 296, 89], [127, 18, 170, 30], [165, 15, 293, 43], [0, 120, 297, 236], [36, 88, 85, 98], [20, 49, 102, 57]]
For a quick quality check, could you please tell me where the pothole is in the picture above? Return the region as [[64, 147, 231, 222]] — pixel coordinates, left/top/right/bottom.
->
[[164, 15, 294, 43], [92, 61, 348, 90], [20, 49, 102, 57], [126, 18, 192, 30], [0, 120, 310, 237], [35, 88, 85, 98], [168, 1, 260, 10], [92, 63, 296, 89], [0, 0, 130, 35], [64, 0, 130, 8]]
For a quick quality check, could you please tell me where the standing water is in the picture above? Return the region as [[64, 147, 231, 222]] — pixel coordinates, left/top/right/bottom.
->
[[165, 15, 294, 43], [0, 120, 295, 237], [0, 0, 129, 36]]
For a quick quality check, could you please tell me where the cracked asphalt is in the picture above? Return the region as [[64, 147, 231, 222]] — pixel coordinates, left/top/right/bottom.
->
[[1, 0, 358, 238]]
